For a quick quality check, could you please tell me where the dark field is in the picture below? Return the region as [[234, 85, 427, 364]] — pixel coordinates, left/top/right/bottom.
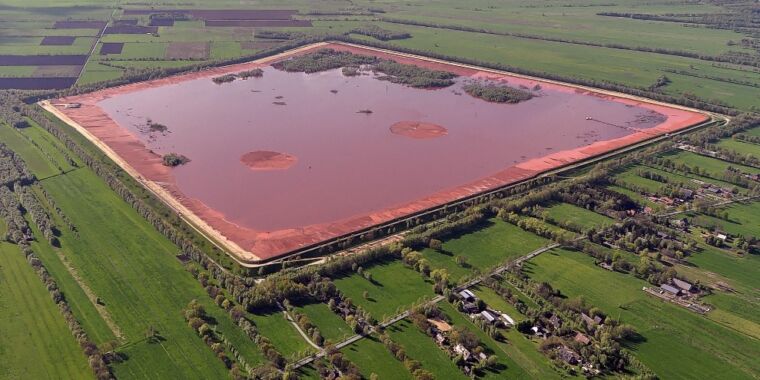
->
[[53, 20, 107, 29], [0, 55, 87, 65], [40, 36, 76, 46], [0, 77, 77, 89], [104, 26, 158, 35], [99, 42, 123, 55]]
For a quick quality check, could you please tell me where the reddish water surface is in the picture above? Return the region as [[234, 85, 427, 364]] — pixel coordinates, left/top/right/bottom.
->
[[57, 43, 707, 261]]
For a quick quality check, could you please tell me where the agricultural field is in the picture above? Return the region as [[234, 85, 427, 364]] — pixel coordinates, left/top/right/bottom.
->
[[0, 121, 268, 378], [524, 248, 760, 379], [334, 260, 434, 321], [0, 242, 93, 380], [341, 335, 413, 379], [249, 310, 313, 359], [385, 319, 468, 380], [293, 302, 353, 343], [717, 138, 760, 157], [542, 203, 614, 231], [664, 150, 760, 178], [420, 218, 549, 281]]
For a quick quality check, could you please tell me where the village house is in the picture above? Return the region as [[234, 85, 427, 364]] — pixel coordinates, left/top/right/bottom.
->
[[500, 313, 515, 326], [672, 278, 694, 293], [462, 302, 479, 314], [598, 261, 614, 271], [557, 346, 581, 365], [660, 283, 681, 296], [581, 313, 602, 329], [458, 289, 477, 302], [480, 310, 498, 324], [548, 314, 562, 329], [574, 332, 591, 346], [453, 344, 472, 362]]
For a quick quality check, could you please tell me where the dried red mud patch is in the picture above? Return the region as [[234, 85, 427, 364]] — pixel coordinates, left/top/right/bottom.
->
[[241, 151, 297, 170], [390, 121, 448, 139]]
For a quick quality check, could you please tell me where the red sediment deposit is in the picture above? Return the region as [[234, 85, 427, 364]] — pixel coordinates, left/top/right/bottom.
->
[[49, 42, 709, 263], [390, 121, 448, 139], [241, 151, 297, 170]]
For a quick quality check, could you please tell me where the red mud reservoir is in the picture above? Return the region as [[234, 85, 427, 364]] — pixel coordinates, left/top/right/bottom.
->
[[52, 43, 707, 261]]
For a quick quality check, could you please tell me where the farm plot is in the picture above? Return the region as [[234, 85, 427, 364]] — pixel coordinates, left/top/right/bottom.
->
[[439, 302, 530, 379], [524, 248, 760, 379], [717, 139, 760, 157], [334, 260, 434, 321], [36, 168, 246, 379], [249, 310, 313, 359], [293, 302, 352, 343], [165, 42, 210, 59], [385, 319, 468, 380], [0, 242, 93, 380], [469, 285, 563, 378], [542, 203, 614, 231], [420, 218, 549, 281], [665, 151, 760, 178], [689, 201, 760, 238], [341, 335, 413, 380]]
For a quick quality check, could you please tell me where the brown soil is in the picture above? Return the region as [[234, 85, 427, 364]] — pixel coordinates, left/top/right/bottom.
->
[[390, 121, 448, 139], [241, 151, 297, 170]]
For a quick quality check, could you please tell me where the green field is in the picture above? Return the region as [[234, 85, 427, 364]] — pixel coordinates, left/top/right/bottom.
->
[[542, 203, 614, 231], [341, 335, 413, 380], [524, 248, 760, 379], [0, 124, 268, 377], [334, 260, 434, 321], [420, 218, 549, 281], [294, 302, 352, 343], [717, 139, 760, 157], [0, 242, 93, 380], [249, 310, 313, 359], [0, 123, 61, 179], [665, 151, 760, 178], [385, 319, 468, 380], [690, 201, 760, 238]]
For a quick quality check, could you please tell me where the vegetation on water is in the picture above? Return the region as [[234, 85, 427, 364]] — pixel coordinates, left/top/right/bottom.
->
[[162, 152, 190, 167], [274, 48, 457, 88], [273, 49, 379, 73], [350, 25, 411, 41], [463, 81, 533, 103]]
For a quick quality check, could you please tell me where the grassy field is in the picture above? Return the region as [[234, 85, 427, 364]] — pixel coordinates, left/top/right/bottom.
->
[[334, 260, 434, 321], [249, 310, 313, 359], [341, 334, 413, 380], [664, 151, 760, 178], [717, 139, 760, 157], [0, 123, 61, 179], [294, 302, 352, 343], [385, 318, 468, 380], [420, 218, 549, 281], [0, 242, 93, 380], [689, 201, 760, 238], [524, 248, 760, 379], [542, 203, 614, 231], [0, 123, 269, 377]]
